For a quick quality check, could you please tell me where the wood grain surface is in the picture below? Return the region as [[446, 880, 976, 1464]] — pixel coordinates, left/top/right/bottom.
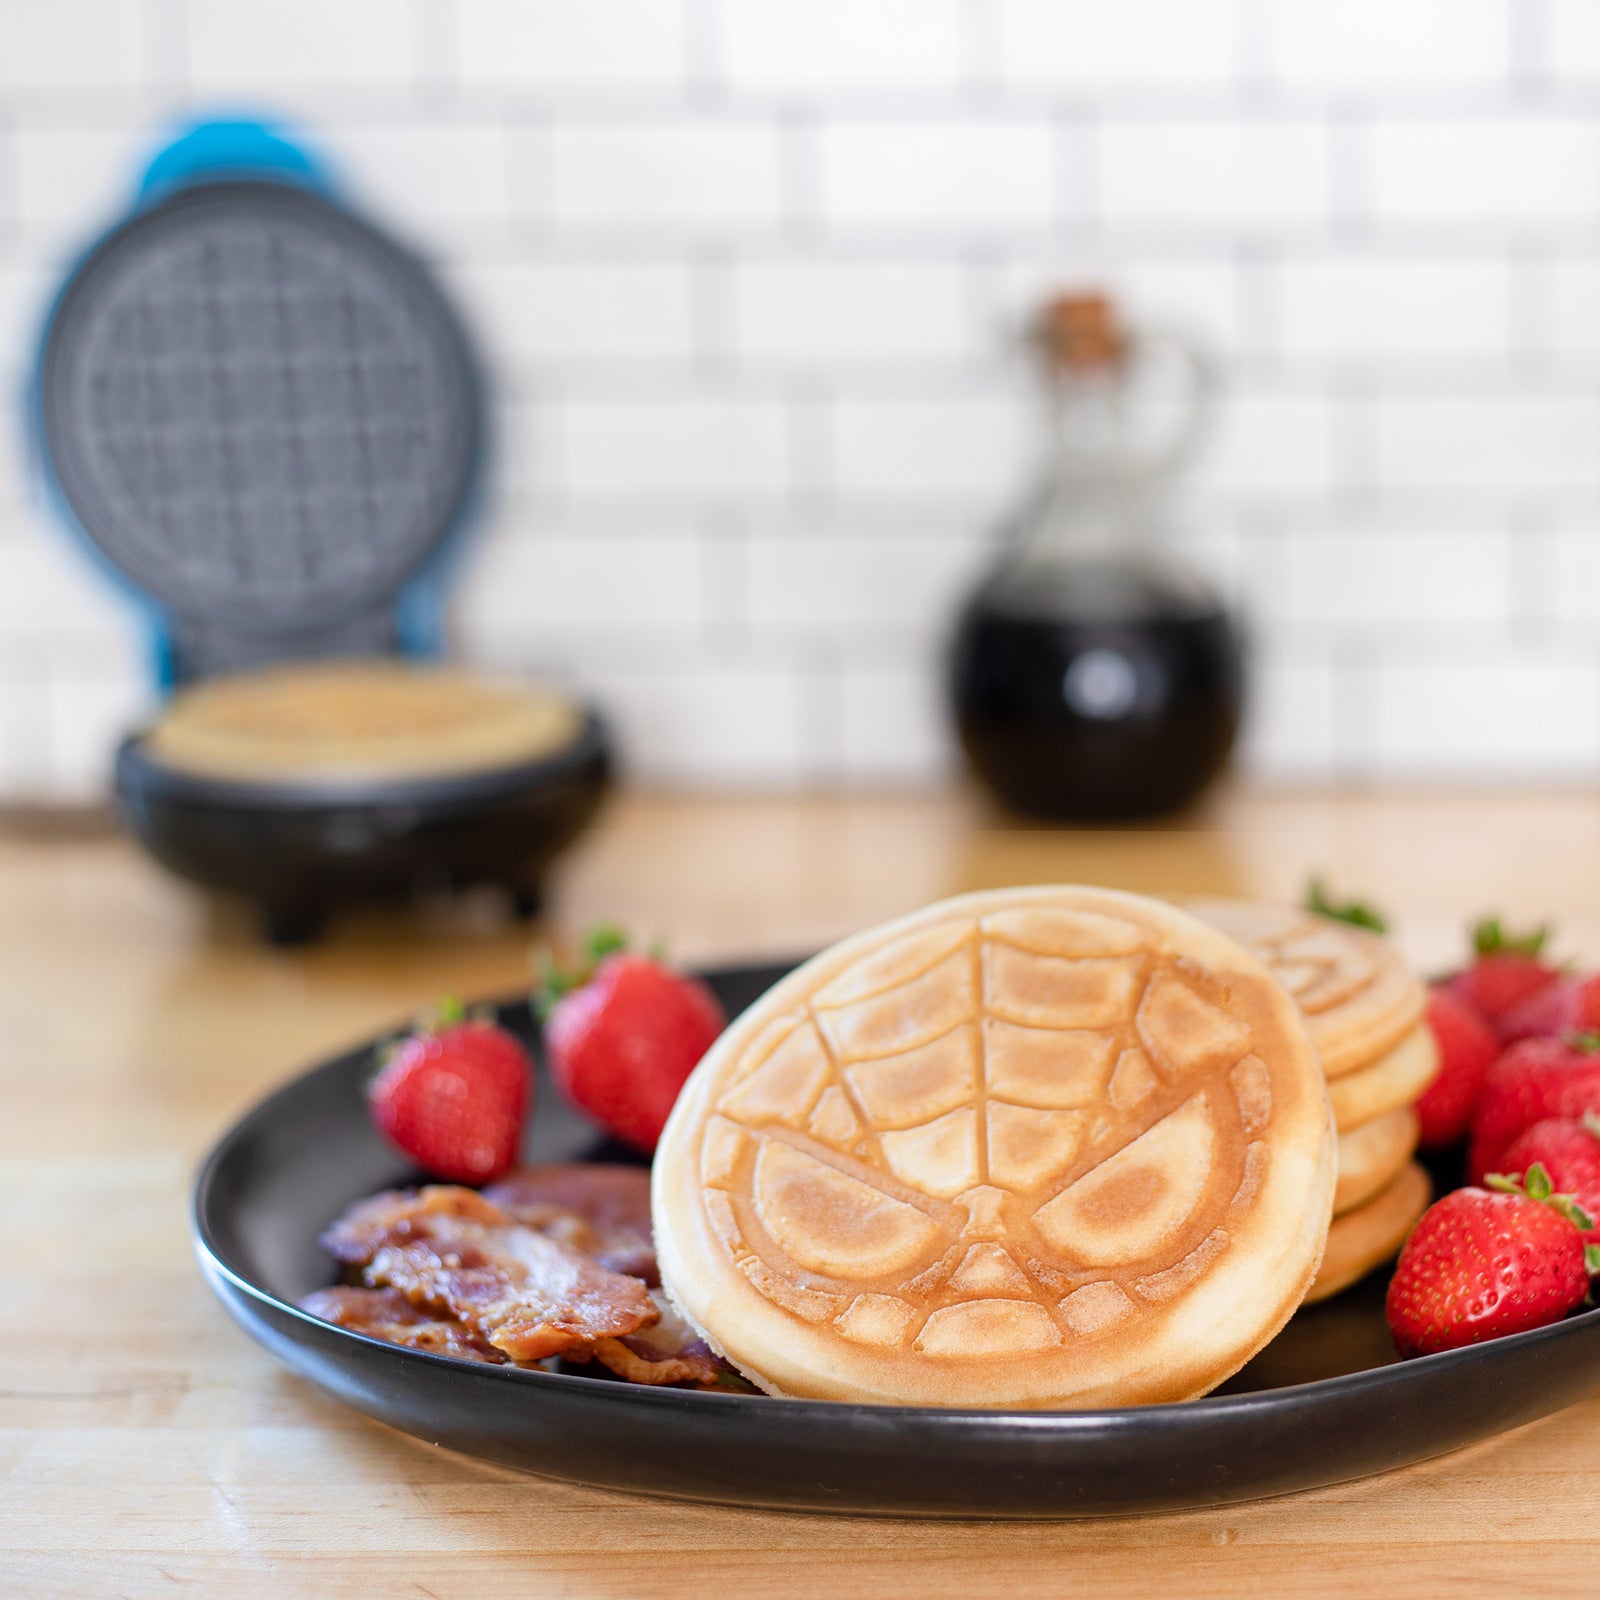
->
[[6, 787, 1600, 1598]]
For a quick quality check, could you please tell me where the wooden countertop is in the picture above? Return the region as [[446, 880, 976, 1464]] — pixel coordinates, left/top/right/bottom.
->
[[7, 787, 1600, 1597]]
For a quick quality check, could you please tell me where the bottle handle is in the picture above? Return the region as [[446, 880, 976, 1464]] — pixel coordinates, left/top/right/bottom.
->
[[1117, 325, 1219, 484]]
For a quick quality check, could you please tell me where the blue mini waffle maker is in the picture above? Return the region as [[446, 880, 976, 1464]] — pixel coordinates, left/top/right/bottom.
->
[[32, 119, 609, 941]]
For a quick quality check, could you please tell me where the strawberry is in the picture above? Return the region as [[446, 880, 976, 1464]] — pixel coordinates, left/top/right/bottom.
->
[[1414, 986, 1503, 1148], [367, 1001, 531, 1183], [1385, 1166, 1597, 1358], [1498, 972, 1600, 1043], [1498, 1114, 1600, 1247], [1445, 916, 1560, 1030], [1468, 1032, 1600, 1183], [539, 928, 725, 1155]]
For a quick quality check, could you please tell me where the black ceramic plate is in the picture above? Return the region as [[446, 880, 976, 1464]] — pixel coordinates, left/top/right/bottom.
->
[[194, 962, 1600, 1519]]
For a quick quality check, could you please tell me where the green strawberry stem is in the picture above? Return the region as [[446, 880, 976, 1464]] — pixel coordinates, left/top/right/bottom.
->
[[1471, 915, 1552, 958], [1564, 1031, 1600, 1056], [1485, 1162, 1595, 1231], [1304, 877, 1389, 935], [531, 923, 668, 1021]]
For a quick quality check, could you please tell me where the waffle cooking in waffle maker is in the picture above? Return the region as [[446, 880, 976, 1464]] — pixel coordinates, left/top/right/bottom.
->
[[33, 121, 609, 941]]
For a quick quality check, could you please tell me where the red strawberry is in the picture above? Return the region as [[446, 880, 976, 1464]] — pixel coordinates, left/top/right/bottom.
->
[[1445, 916, 1560, 1030], [1498, 972, 1600, 1043], [1385, 1167, 1596, 1358], [541, 930, 725, 1155], [1468, 1033, 1600, 1182], [1414, 987, 1503, 1148], [367, 1005, 531, 1183], [1498, 1115, 1600, 1247]]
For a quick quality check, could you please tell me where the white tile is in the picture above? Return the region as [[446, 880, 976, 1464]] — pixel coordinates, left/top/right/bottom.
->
[[582, 654, 810, 785], [1196, 387, 1340, 497], [816, 119, 1060, 235], [712, 0, 967, 93], [1264, 0, 1510, 91], [453, 524, 707, 641], [730, 258, 977, 371], [834, 653, 954, 783], [1546, 523, 1600, 626], [0, 0, 144, 91], [443, 257, 696, 370], [1279, 254, 1513, 363], [455, 0, 690, 91], [13, 125, 148, 254], [828, 389, 1031, 503], [328, 123, 512, 238], [541, 119, 785, 236], [45, 657, 152, 801], [1367, 651, 1599, 777], [1095, 117, 1332, 230], [1373, 392, 1600, 494], [1538, 0, 1600, 86], [0, 261, 56, 381], [1535, 253, 1600, 358], [1369, 117, 1600, 228], [991, 253, 1244, 358], [185, 0, 413, 91], [1238, 647, 1339, 782], [994, 0, 1240, 91], [746, 532, 984, 641], [1277, 524, 1509, 631], [548, 389, 793, 501], [0, 530, 143, 641]]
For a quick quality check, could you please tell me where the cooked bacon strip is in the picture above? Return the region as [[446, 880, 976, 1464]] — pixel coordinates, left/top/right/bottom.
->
[[300, 1286, 507, 1365], [581, 1291, 726, 1387], [483, 1164, 658, 1284], [320, 1186, 658, 1362]]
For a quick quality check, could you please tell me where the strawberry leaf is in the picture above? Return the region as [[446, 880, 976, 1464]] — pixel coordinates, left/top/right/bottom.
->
[[1485, 1167, 1593, 1229], [1527, 1161, 1554, 1202], [1471, 916, 1551, 958], [1305, 877, 1388, 935], [1484, 1172, 1520, 1195], [1565, 1031, 1600, 1056], [586, 924, 629, 963], [1587, 1243, 1600, 1278]]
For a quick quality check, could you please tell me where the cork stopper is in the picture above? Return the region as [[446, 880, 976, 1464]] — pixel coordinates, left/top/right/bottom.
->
[[1035, 291, 1127, 373]]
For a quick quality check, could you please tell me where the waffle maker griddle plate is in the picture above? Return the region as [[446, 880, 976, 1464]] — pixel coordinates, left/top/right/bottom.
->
[[34, 121, 609, 940]]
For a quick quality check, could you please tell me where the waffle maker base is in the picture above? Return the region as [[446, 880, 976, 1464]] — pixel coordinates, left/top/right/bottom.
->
[[114, 709, 610, 943]]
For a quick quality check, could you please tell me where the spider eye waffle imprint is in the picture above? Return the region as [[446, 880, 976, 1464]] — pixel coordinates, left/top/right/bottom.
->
[[653, 888, 1336, 1409], [1184, 899, 1440, 1303]]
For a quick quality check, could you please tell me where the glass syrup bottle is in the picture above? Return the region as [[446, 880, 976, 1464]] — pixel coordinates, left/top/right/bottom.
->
[[948, 292, 1244, 821]]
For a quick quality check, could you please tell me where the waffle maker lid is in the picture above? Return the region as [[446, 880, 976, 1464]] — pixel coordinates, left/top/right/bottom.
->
[[34, 119, 484, 686]]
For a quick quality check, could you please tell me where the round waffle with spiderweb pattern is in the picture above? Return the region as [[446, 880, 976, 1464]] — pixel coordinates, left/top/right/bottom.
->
[[653, 887, 1336, 1409]]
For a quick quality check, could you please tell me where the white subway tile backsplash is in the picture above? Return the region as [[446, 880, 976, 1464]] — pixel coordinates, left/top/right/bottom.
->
[[1372, 391, 1600, 494], [454, 0, 690, 93], [729, 258, 977, 371], [327, 123, 513, 237], [1537, 0, 1600, 87], [444, 257, 696, 370], [745, 531, 984, 641], [1276, 524, 1510, 632], [832, 653, 953, 784], [1368, 117, 1600, 229], [185, 0, 414, 93], [1278, 254, 1513, 364], [5, 0, 1600, 797], [1367, 650, 1600, 777], [815, 118, 1062, 235], [993, 0, 1240, 93], [1237, 647, 1339, 782], [547, 389, 794, 502], [0, 0, 144, 92], [1094, 117, 1332, 231], [539, 118, 785, 237], [1195, 386, 1341, 498], [1263, 0, 1510, 92], [828, 388, 1031, 503], [582, 653, 811, 785], [454, 525, 708, 641], [711, 0, 968, 95]]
